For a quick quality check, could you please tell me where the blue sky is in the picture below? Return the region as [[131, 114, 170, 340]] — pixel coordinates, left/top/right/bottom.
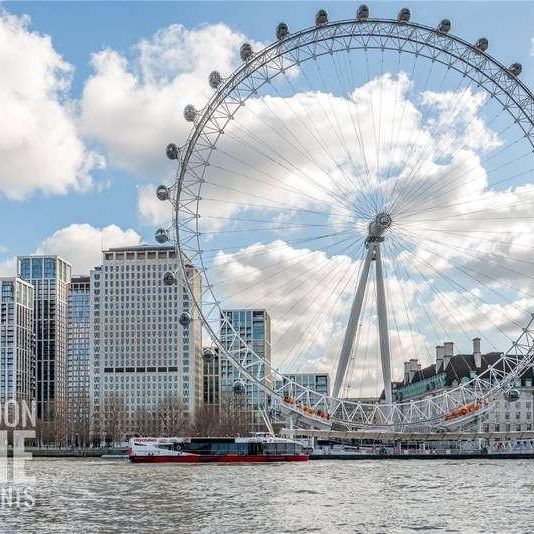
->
[[1, 1, 533, 274], [2, 1, 534, 386]]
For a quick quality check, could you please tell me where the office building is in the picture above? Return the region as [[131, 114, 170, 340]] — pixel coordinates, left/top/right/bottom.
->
[[203, 347, 220, 408], [220, 309, 272, 427], [275, 373, 330, 397], [67, 276, 91, 437], [18, 256, 71, 421], [90, 246, 202, 438], [0, 277, 35, 403]]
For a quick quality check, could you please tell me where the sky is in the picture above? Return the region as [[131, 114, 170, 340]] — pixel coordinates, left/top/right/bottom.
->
[[2, 1, 534, 395]]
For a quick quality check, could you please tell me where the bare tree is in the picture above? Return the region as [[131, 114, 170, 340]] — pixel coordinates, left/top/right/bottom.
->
[[103, 393, 126, 446], [217, 392, 254, 437], [33, 400, 68, 447], [68, 392, 91, 447], [157, 396, 189, 436], [135, 407, 159, 436], [51, 399, 69, 447], [192, 405, 220, 436]]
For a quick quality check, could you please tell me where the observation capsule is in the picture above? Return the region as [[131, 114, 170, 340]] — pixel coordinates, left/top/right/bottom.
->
[[505, 388, 520, 402], [183, 104, 197, 122], [209, 70, 222, 89], [166, 143, 179, 160], [437, 19, 451, 33], [163, 271, 176, 286], [357, 5, 370, 20], [155, 228, 169, 244], [240, 43, 253, 62], [315, 9, 328, 26], [233, 380, 246, 395], [156, 185, 170, 202], [508, 63, 522, 77], [179, 311, 191, 327], [276, 22, 289, 40], [203, 347, 216, 362], [475, 37, 489, 53], [397, 8, 411, 23]]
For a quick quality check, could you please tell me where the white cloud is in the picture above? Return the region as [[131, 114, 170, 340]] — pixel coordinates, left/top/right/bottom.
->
[[138, 184, 171, 226], [0, 11, 104, 200], [80, 23, 261, 177], [74, 23, 533, 395], [0, 257, 16, 278], [35, 223, 142, 274]]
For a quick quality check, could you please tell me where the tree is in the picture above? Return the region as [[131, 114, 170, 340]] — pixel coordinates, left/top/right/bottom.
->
[[157, 396, 189, 436], [68, 392, 91, 447], [217, 392, 254, 437], [192, 405, 220, 436], [103, 393, 126, 446], [135, 407, 159, 436]]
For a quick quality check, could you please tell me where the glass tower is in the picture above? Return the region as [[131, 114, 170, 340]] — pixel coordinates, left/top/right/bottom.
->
[[67, 276, 91, 439], [18, 256, 71, 421], [0, 278, 35, 403], [220, 309, 272, 427]]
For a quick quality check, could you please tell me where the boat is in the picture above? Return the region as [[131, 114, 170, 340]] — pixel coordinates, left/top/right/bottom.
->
[[128, 435, 309, 463]]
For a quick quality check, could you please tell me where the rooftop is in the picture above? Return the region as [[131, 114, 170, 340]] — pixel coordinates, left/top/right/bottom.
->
[[105, 245, 175, 253]]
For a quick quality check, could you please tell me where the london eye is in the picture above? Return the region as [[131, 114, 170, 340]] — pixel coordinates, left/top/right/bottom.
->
[[157, 6, 534, 430]]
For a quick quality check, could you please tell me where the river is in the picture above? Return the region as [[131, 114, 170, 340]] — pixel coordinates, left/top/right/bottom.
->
[[0, 458, 533, 533]]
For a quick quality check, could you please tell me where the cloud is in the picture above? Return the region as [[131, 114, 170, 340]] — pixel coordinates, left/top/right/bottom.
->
[[0, 11, 104, 200], [0, 257, 16, 278], [138, 184, 171, 226], [80, 23, 260, 177], [211, 238, 427, 370], [35, 223, 142, 274], [74, 23, 532, 396]]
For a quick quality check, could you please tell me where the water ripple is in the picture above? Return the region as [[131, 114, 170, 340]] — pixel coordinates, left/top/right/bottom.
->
[[0, 458, 533, 533]]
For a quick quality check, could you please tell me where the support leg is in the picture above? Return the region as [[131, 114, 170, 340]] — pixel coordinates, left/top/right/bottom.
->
[[332, 245, 374, 398], [375, 243, 392, 405]]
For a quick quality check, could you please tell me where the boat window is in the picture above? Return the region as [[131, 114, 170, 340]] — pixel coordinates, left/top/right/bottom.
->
[[211, 442, 229, 455], [239, 443, 249, 454], [187, 441, 212, 453], [248, 443, 263, 455], [263, 444, 277, 455]]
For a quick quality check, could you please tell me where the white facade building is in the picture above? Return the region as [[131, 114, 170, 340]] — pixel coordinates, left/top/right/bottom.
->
[[90, 246, 202, 437], [18, 256, 71, 421], [220, 309, 272, 426], [393, 338, 534, 432], [0, 278, 34, 403]]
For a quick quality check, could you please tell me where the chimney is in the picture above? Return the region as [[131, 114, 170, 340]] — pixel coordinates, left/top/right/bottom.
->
[[404, 361, 410, 385], [405, 358, 421, 384], [443, 341, 454, 369], [473, 337, 482, 368], [435, 345, 445, 372]]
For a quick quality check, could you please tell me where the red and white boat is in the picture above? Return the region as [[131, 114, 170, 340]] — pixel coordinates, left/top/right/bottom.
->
[[128, 435, 309, 463]]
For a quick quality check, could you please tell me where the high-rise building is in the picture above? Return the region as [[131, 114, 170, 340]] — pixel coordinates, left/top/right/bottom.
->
[[0, 277, 35, 403], [18, 256, 71, 421], [203, 347, 220, 408], [220, 309, 272, 427], [67, 276, 91, 438], [90, 246, 202, 438], [275, 373, 330, 397]]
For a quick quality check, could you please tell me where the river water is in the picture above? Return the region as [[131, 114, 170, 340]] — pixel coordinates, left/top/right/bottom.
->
[[0, 458, 533, 533]]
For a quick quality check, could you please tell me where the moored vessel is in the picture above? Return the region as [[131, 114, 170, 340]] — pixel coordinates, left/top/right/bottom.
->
[[128, 435, 309, 463]]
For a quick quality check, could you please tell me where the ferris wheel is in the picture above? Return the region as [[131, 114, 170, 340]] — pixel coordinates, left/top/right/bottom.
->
[[156, 5, 534, 430]]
